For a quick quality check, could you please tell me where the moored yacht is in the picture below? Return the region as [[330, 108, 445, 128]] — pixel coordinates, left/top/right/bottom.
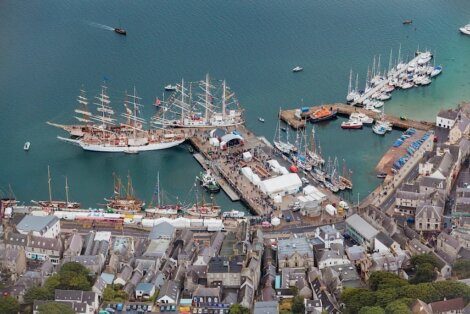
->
[[341, 119, 363, 129], [350, 112, 374, 125]]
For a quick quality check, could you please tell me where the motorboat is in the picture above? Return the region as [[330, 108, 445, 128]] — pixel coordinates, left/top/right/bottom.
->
[[309, 107, 337, 123], [372, 124, 387, 135], [198, 170, 221, 193], [292, 66, 303, 72], [459, 24, 470, 35], [164, 84, 177, 91], [350, 112, 374, 125], [114, 28, 126, 35], [401, 82, 414, 89], [420, 77, 432, 86], [24, 141, 30, 151], [372, 100, 384, 109], [341, 119, 363, 129], [364, 104, 381, 113], [377, 172, 387, 179], [403, 19, 413, 25], [258, 117, 265, 123], [430, 65, 443, 77]]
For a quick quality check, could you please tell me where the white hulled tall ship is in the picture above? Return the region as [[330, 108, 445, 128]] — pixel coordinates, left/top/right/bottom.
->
[[48, 85, 186, 153], [152, 74, 244, 128]]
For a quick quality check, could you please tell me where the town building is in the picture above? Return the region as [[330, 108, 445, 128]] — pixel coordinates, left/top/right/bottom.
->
[[277, 237, 314, 269], [16, 215, 60, 238], [345, 214, 379, 250]]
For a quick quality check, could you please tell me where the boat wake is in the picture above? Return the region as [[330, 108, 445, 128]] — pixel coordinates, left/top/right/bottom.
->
[[86, 21, 115, 31]]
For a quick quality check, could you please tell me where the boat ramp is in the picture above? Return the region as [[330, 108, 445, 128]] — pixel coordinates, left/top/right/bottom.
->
[[280, 103, 434, 131]]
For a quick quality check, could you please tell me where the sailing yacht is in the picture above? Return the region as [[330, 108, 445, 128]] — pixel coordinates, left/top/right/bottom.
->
[[49, 85, 186, 152], [186, 184, 221, 218], [273, 109, 297, 154]]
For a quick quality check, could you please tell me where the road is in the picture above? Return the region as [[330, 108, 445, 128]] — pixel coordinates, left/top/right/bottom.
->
[[379, 163, 420, 211], [61, 221, 150, 238]]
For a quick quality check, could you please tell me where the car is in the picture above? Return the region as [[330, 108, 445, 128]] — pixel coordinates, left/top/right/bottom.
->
[[301, 177, 309, 184]]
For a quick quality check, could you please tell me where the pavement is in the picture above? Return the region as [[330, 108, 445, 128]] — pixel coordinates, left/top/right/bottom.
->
[[61, 221, 149, 238]]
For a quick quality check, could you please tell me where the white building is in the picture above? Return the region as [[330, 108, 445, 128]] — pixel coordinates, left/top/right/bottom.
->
[[259, 173, 302, 198], [436, 109, 458, 129], [16, 215, 60, 238]]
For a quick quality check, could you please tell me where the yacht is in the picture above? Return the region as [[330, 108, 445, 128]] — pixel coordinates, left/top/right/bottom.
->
[[292, 66, 303, 72], [341, 119, 363, 129], [24, 141, 30, 151], [350, 112, 374, 125], [258, 117, 265, 123], [372, 124, 387, 135], [114, 28, 126, 35], [164, 84, 177, 91], [459, 24, 470, 35], [430, 66, 443, 77]]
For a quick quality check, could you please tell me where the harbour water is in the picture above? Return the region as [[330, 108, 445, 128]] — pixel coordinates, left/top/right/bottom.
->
[[0, 0, 469, 210]]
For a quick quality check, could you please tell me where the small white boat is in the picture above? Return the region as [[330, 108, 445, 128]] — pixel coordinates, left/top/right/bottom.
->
[[401, 82, 414, 89], [430, 65, 443, 77], [124, 148, 139, 154], [350, 112, 374, 125], [372, 100, 384, 109], [164, 84, 177, 91], [258, 117, 265, 123], [459, 24, 470, 35], [24, 142, 30, 151], [420, 77, 432, 85], [341, 119, 363, 129], [292, 66, 303, 72]]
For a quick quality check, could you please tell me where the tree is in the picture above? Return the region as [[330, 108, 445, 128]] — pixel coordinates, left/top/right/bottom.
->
[[384, 300, 411, 314], [432, 281, 470, 302], [0, 296, 19, 313], [291, 295, 305, 314], [37, 301, 75, 314], [103, 285, 128, 302], [344, 290, 377, 314], [359, 306, 385, 314], [368, 272, 408, 291], [410, 254, 440, 269], [375, 288, 398, 308], [24, 287, 53, 304], [452, 259, 470, 279], [228, 304, 249, 314], [409, 263, 437, 284]]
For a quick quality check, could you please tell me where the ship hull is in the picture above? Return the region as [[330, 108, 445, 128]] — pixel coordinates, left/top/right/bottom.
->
[[58, 136, 185, 152]]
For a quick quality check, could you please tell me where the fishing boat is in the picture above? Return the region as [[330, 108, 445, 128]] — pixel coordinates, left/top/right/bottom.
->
[[341, 119, 363, 129], [309, 106, 337, 123], [145, 172, 182, 216], [24, 142, 30, 151], [152, 75, 244, 128], [105, 174, 144, 213], [292, 66, 303, 72], [49, 85, 186, 152], [350, 112, 374, 125], [258, 117, 265, 123], [460, 24, 470, 35], [198, 170, 221, 193], [32, 166, 81, 210], [114, 28, 126, 35], [164, 84, 177, 91]]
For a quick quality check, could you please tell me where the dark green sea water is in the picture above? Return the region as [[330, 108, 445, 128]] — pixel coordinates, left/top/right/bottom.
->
[[0, 0, 469, 210]]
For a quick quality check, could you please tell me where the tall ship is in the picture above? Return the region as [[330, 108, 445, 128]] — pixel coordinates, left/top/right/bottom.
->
[[152, 74, 244, 128], [145, 172, 182, 216], [186, 183, 221, 218], [48, 85, 186, 153], [32, 166, 81, 210], [105, 174, 145, 213], [307, 127, 325, 167]]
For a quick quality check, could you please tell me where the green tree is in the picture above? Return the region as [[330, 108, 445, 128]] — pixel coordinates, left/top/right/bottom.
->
[[375, 288, 398, 308], [452, 259, 470, 279], [228, 304, 249, 314], [359, 306, 385, 314], [410, 254, 440, 268], [37, 301, 75, 314], [291, 295, 305, 314], [344, 290, 377, 314], [368, 272, 408, 291], [409, 263, 437, 284], [432, 281, 470, 302], [0, 296, 19, 313], [384, 300, 411, 314], [24, 287, 53, 304], [44, 274, 61, 295]]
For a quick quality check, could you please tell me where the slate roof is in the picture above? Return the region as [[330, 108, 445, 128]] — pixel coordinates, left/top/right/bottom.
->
[[136, 282, 154, 294], [438, 109, 458, 121], [375, 232, 395, 248], [158, 280, 179, 301], [149, 222, 175, 240], [346, 214, 379, 240], [28, 235, 62, 251], [207, 256, 243, 273], [16, 215, 59, 235], [55, 289, 96, 306], [438, 232, 460, 250], [430, 297, 466, 313], [193, 285, 220, 297], [277, 237, 313, 260], [415, 204, 444, 220], [253, 301, 279, 314]]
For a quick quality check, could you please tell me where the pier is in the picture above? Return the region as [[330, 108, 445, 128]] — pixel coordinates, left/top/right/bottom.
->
[[280, 103, 434, 131], [187, 125, 341, 216]]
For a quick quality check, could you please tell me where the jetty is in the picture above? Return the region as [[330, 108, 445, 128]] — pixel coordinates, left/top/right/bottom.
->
[[280, 103, 434, 131]]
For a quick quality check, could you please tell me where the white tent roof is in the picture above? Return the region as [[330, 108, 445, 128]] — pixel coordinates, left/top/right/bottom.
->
[[260, 173, 302, 195]]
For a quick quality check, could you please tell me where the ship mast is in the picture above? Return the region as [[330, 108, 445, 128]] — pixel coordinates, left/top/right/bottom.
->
[[348, 69, 352, 94], [47, 166, 52, 203], [65, 176, 69, 205], [222, 80, 226, 120], [157, 172, 161, 207], [181, 79, 185, 124], [204, 74, 210, 122], [75, 89, 91, 125]]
